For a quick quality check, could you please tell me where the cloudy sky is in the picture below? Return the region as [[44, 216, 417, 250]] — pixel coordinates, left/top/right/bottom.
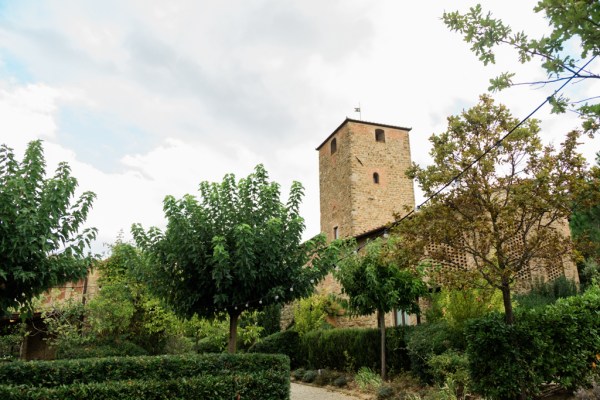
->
[[0, 0, 598, 255]]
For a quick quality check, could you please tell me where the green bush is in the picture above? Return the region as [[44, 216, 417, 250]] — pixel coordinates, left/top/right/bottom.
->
[[248, 330, 302, 368], [534, 286, 600, 390], [0, 371, 288, 400], [55, 340, 148, 360], [406, 321, 462, 383], [301, 326, 411, 373], [0, 334, 22, 361], [333, 375, 348, 387], [0, 353, 289, 387], [427, 349, 470, 397], [355, 366, 382, 391], [466, 286, 600, 398], [514, 275, 578, 310], [466, 313, 546, 400], [377, 385, 395, 399], [302, 370, 318, 383], [313, 369, 343, 386], [291, 368, 306, 380]]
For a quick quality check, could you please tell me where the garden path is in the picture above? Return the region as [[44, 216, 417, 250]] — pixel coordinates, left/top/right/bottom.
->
[[290, 382, 366, 400]]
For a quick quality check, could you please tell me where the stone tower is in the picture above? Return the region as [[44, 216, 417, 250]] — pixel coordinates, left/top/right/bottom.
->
[[317, 118, 415, 242]]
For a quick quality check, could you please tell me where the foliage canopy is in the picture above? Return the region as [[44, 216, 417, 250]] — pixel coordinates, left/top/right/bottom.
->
[[443, 1, 600, 135], [336, 237, 426, 378], [0, 140, 96, 315], [132, 164, 337, 352], [398, 95, 588, 324]]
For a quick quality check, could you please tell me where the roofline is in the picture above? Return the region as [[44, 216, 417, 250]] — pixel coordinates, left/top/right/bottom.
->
[[353, 225, 388, 242], [316, 118, 412, 151]]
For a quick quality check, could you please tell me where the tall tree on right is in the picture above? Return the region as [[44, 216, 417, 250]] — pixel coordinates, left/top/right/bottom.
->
[[398, 95, 589, 325], [570, 152, 600, 286], [443, 1, 599, 136]]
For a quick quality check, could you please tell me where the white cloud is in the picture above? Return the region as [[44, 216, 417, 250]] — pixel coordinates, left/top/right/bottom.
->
[[0, 0, 597, 255]]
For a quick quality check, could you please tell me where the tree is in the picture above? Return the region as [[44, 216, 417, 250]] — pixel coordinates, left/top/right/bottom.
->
[[399, 95, 588, 324], [132, 164, 337, 353], [443, 1, 599, 135], [0, 140, 97, 315], [335, 237, 426, 379], [570, 152, 600, 286]]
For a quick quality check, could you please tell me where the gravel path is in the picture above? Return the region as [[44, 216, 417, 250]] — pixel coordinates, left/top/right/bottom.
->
[[290, 383, 364, 400]]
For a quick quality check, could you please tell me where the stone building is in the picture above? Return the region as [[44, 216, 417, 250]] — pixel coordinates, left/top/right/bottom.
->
[[314, 118, 418, 328], [309, 117, 579, 329]]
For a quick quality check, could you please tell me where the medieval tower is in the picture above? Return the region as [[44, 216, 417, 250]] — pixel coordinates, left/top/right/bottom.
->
[[317, 118, 416, 242]]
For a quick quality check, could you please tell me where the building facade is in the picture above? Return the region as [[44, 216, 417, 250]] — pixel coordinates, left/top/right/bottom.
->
[[315, 118, 417, 328]]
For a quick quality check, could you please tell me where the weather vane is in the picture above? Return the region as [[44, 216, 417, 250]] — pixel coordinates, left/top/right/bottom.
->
[[354, 103, 361, 120]]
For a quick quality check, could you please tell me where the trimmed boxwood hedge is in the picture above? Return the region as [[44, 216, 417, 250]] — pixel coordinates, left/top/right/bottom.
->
[[0, 371, 288, 400], [0, 353, 288, 387], [0, 353, 290, 400]]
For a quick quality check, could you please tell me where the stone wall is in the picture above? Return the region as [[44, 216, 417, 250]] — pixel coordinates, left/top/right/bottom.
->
[[318, 119, 415, 241]]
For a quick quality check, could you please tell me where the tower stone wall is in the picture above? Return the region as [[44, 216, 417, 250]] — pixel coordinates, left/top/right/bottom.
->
[[313, 118, 416, 329], [318, 119, 415, 240]]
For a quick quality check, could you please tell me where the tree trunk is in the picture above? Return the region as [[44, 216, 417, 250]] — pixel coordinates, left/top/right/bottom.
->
[[378, 309, 387, 380], [501, 281, 514, 325], [228, 312, 240, 353]]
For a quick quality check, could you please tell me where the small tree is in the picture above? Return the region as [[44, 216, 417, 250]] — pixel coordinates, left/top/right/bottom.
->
[[0, 140, 96, 315], [335, 237, 426, 379], [132, 165, 337, 353], [443, 1, 599, 135], [400, 95, 588, 324]]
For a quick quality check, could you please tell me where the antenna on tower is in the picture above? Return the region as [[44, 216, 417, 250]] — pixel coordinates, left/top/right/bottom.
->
[[354, 103, 362, 120]]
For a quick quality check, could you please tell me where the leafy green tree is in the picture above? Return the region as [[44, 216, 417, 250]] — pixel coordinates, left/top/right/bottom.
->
[[335, 237, 426, 379], [570, 153, 600, 255], [400, 95, 588, 324], [132, 165, 338, 353], [443, 1, 599, 135], [570, 153, 600, 287], [0, 140, 96, 315]]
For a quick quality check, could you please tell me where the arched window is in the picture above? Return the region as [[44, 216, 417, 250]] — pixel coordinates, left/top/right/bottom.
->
[[373, 172, 379, 184], [331, 138, 337, 155], [333, 226, 339, 239], [375, 129, 385, 143]]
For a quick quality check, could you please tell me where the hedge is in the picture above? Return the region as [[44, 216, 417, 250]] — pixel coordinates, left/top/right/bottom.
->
[[0, 353, 289, 388], [248, 330, 302, 368], [250, 326, 411, 373], [0, 371, 288, 400], [466, 286, 600, 400]]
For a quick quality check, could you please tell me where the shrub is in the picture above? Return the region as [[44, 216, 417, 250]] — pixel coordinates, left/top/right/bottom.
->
[[291, 368, 306, 381], [467, 286, 600, 398], [55, 340, 148, 360], [333, 375, 349, 387], [466, 313, 546, 400], [302, 370, 318, 383], [0, 334, 22, 362], [248, 330, 302, 368], [406, 321, 462, 383], [534, 285, 600, 390], [514, 275, 578, 310], [427, 350, 470, 397], [355, 366, 382, 391], [293, 295, 336, 336], [314, 369, 342, 386], [377, 385, 395, 399], [0, 353, 289, 387], [300, 326, 411, 373], [0, 372, 288, 400]]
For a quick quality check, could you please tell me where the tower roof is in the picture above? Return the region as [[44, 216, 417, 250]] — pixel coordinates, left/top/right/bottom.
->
[[315, 118, 412, 151]]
